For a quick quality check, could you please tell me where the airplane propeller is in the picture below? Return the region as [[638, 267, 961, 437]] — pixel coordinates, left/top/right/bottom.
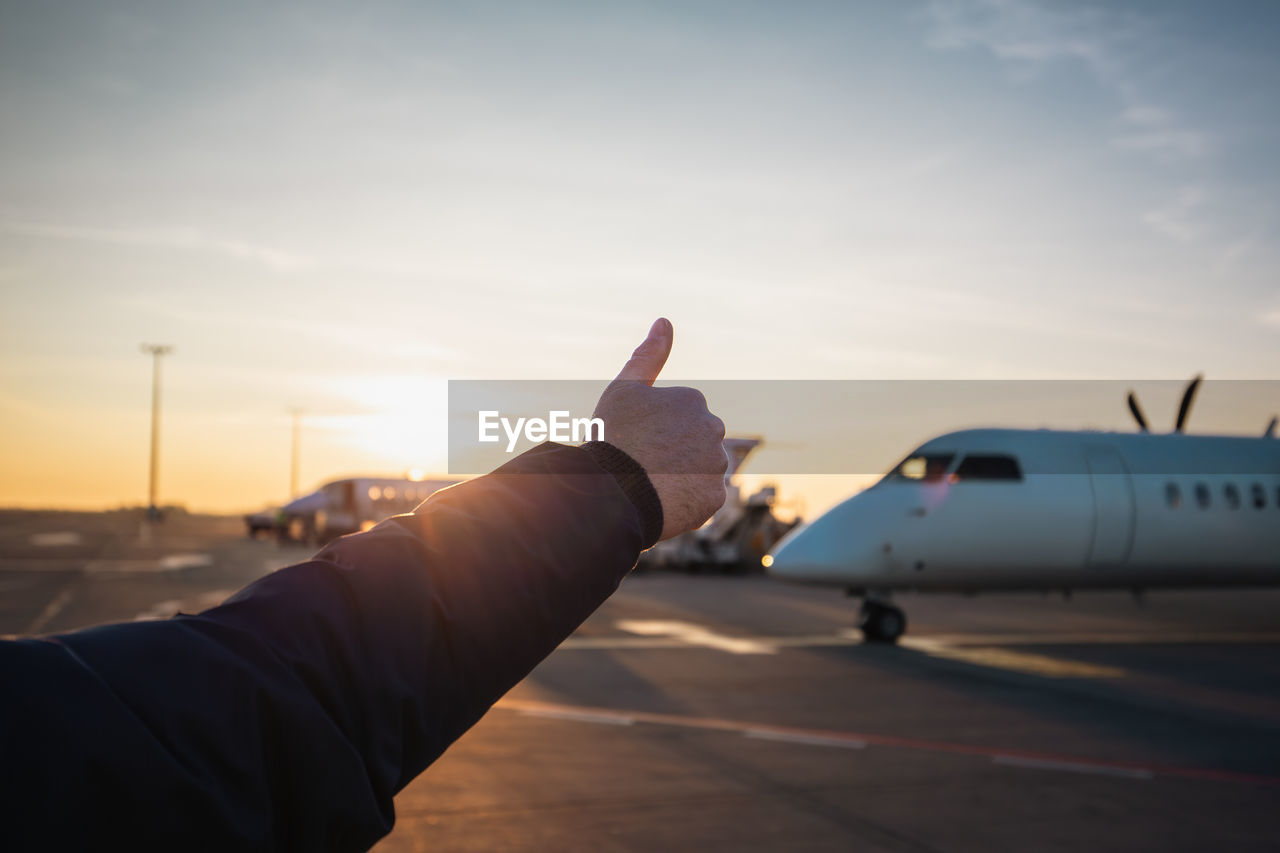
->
[[1126, 374, 1203, 434], [1174, 374, 1202, 433], [1126, 392, 1150, 433]]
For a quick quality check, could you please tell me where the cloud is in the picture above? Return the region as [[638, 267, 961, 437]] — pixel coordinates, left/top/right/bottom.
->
[[922, 0, 1214, 165], [1113, 105, 1212, 163], [128, 299, 458, 365], [924, 0, 1117, 67], [1141, 186, 1205, 241], [0, 218, 313, 272], [1261, 312, 1280, 329]]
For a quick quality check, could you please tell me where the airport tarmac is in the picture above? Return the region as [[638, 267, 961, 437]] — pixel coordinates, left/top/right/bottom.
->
[[4, 510, 1279, 851]]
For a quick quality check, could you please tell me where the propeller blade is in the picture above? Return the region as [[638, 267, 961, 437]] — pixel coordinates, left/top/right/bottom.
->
[[1174, 374, 1203, 433], [1126, 392, 1150, 432], [1266, 416, 1277, 439]]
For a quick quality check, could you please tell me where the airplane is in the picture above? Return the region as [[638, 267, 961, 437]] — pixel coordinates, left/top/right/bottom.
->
[[764, 377, 1280, 643]]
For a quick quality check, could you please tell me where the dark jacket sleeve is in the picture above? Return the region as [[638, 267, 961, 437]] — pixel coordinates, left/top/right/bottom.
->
[[0, 442, 659, 852]]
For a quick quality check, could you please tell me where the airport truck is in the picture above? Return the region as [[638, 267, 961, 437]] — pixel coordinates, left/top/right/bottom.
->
[[248, 475, 459, 545], [639, 437, 800, 573]]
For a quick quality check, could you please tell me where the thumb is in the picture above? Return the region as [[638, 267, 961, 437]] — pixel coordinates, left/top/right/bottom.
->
[[612, 317, 673, 386]]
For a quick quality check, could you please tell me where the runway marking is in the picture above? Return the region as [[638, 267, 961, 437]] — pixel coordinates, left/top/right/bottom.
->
[[25, 585, 76, 635], [519, 709, 636, 726], [560, 636, 699, 650], [158, 553, 214, 571], [744, 729, 867, 750], [615, 620, 778, 655], [29, 532, 81, 547], [495, 699, 1280, 787], [81, 554, 213, 574], [898, 632, 1280, 647], [560, 628, 1280, 682], [573, 626, 1124, 678], [992, 755, 1153, 780], [900, 638, 1127, 679]]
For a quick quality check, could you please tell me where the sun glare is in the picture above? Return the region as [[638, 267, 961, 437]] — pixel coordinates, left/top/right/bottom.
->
[[322, 376, 450, 473]]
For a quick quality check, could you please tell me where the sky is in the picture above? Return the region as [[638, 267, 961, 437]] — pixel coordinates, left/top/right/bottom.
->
[[1, 0, 1278, 513]]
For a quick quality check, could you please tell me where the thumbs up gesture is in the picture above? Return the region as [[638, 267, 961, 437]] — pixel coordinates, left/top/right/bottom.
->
[[592, 319, 728, 541]]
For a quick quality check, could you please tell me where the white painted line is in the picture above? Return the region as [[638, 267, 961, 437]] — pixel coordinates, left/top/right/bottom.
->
[[552, 630, 1279, 668], [769, 634, 861, 648], [497, 699, 1277, 787], [83, 560, 162, 574], [615, 620, 778, 655], [25, 586, 76, 634], [134, 599, 184, 621], [560, 636, 692, 650], [901, 638, 1126, 679], [519, 709, 635, 726], [29, 532, 81, 547], [744, 729, 866, 750], [158, 553, 214, 571], [992, 755, 1154, 780], [906, 632, 1280, 647], [71, 553, 215, 574]]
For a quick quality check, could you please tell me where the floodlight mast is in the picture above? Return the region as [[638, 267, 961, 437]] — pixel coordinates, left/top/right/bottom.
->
[[140, 344, 173, 520]]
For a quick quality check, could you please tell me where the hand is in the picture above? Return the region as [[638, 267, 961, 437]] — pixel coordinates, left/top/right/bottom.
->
[[593, 318, 728, 541]]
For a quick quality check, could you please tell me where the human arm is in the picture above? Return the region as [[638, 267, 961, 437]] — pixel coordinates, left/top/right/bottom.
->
[[0, 319, 726, 852]]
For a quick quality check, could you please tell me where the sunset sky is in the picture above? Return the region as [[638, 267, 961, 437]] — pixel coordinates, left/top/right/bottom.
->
[[2, 0, 1278, 513]]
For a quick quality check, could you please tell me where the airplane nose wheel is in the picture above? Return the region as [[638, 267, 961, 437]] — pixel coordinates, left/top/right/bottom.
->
[[858, 600, 906, 644]]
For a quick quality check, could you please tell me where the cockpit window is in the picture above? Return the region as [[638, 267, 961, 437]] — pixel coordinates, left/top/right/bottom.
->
[[953, 454, 1023, 482], [887, 453, 955, 482]]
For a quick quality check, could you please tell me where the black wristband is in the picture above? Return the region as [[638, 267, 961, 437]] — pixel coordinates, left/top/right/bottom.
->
[[579, 441, 664, 549]]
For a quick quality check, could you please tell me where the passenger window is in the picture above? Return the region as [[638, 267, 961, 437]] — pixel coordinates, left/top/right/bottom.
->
[[1224, 483, 1241, 510], [1251, 483, 1266, 509], [953, 454, 1023, 482], [1164, 482, 1181, 509], [1194, 483, 1210, 509], [888, 454, 955, 483]]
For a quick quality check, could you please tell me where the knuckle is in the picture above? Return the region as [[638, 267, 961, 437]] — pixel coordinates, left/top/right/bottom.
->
[[706, 483, 728, 515], [603, 378, 644, 404], [673, 386, 706, 407]]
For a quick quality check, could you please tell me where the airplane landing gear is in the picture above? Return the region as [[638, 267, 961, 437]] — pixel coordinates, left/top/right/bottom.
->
[[858, 599, 906, 644]]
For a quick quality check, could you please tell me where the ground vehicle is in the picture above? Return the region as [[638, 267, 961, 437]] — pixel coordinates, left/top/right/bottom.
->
[[243, 507, 279, 538], [640, 437, 800, 573], [265, 475, 459, 545]]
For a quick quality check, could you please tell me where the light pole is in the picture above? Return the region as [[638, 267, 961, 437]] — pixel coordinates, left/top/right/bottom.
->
[[140, 344, 173, 520]]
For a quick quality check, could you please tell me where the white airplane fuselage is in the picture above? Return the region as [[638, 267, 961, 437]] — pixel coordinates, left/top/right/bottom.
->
[[767, 429, 1280, 594]]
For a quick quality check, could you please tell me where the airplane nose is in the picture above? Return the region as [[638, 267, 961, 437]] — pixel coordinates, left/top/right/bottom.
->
[[765, 495, 892, 585]]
